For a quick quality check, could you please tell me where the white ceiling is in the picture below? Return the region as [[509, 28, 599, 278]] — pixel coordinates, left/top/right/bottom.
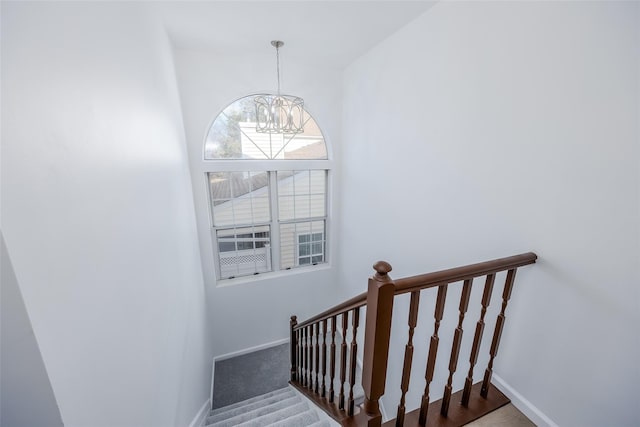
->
[[155, 1, 436, 68]]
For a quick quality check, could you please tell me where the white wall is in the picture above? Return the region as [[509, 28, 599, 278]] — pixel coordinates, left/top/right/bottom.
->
[[340, 2, 639, 426], [173, 48, 345, 357], [1, 2, 210, 426]]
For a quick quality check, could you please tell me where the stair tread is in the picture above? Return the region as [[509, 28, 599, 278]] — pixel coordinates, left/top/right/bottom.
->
[[267, 409, 321, 427], [207, 391, 297, 423], [234, 401, 311, 427], [209, 387, 293, 416], [206, 396, 303, 427]]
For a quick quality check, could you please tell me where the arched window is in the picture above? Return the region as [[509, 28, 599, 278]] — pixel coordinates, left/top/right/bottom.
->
[[204, 95, 330, 280]]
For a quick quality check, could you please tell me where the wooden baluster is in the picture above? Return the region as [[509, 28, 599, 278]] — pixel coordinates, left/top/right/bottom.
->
[[305, 326, 313, 387], [308, 326, 312, 388], [298, 329, 303, 384], [396, 291, 420, 426], [441, 279, 473, 416], [347, 307, 360, 416], [308, 325, 314, 390], [321, 319, 328, 398], [314, 322, 320, 394], [462, 274, 495, 406], [338, 311, 349, 410], [302, 327, 307, 387], [481, 269, 516, 398], [290, 316, 298, 382], [361, 261, 395, 427], [418, 284, 448, 426], [329, 315, 337, 403]]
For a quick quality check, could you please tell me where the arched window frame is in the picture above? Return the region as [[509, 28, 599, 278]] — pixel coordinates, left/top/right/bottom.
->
[[202, 95, 332, 282]]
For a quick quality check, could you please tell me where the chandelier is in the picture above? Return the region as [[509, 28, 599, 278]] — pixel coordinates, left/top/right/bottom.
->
[[255, 41, 304, 134]]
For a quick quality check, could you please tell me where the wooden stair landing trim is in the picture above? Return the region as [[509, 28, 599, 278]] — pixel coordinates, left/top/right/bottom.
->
[[382, 382, 510, 427]]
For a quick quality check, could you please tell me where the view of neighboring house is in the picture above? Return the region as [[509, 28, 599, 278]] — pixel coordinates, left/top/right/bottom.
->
[[210, 168, 326, 278]]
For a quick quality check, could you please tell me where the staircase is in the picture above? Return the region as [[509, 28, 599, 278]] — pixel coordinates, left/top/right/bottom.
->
[[205, 253, 536, 427], [289, 253, 538, 426], [204, 387, 335, 427]]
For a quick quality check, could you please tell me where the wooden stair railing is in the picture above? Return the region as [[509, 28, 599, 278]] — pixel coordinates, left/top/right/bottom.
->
[[290, 252, 537, 427]]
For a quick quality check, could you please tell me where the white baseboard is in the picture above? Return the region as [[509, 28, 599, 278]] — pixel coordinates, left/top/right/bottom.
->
[[214, 338, 290, 362], [187, 399, 211, 427], [492, 373, 559, 427]]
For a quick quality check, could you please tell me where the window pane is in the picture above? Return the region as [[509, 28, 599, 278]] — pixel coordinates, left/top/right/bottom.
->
[[300, 244, 311, 256], [237, 241, 254, 251], [276, 171, 295, 195], [309, 195, 326, 217], [278, 170, 326, 221], [279, 220, 325, 270], [216, 226, 271, 279], [278, 195, 294, 219], [204, 97, 257, 159], [298, 234, 310, 243], [311, 242, 323, 254], [309, 170, 326, 192], [205, 96, 327, 160], [218, 242, 236, 252], [209, 171, 270, 227], [293, 195, 310, 219]]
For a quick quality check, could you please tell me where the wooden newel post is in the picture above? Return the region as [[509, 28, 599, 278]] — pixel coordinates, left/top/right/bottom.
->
[[361, 261, 395, 427], [290, 315, 298, 382]]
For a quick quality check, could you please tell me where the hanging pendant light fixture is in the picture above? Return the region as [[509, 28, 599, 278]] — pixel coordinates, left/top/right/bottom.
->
[[255, 41, 304, 134]]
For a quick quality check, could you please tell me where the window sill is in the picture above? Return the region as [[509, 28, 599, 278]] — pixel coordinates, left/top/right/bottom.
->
[[214, 263, 332, 288]]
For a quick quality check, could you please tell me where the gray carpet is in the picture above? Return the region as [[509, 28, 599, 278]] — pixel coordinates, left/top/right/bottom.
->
[[213, 343, 290, 409], [205, 387, 331, 427]]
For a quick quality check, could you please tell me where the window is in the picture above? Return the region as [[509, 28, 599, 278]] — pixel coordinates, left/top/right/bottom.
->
[[297, 232, 325, 266], [204, 95, 330, 280]]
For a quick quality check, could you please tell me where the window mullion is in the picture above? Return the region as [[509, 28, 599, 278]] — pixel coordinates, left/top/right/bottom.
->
[[269, 171, 281, 272]]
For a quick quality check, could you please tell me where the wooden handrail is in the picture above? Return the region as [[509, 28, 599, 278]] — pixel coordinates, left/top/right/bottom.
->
[[295, 253, 536, 330], [294, 292, 367, 330], [394, 252, 537, 295]]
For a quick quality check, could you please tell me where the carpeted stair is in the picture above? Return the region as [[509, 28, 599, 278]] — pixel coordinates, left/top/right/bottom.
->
[[204, 387, 333, 427]]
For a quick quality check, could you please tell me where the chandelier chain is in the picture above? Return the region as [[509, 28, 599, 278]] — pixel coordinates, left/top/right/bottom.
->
[[276, 44, 281, 96]]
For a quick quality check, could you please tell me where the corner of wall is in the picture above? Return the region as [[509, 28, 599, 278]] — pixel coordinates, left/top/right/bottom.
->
[[0, 234, 64, 427]]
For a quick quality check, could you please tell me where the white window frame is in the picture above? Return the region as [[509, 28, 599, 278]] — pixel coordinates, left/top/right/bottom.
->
[[204, 163, 331, 281], [201, 95, 332, 283], [296, 231, 326, 267]]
